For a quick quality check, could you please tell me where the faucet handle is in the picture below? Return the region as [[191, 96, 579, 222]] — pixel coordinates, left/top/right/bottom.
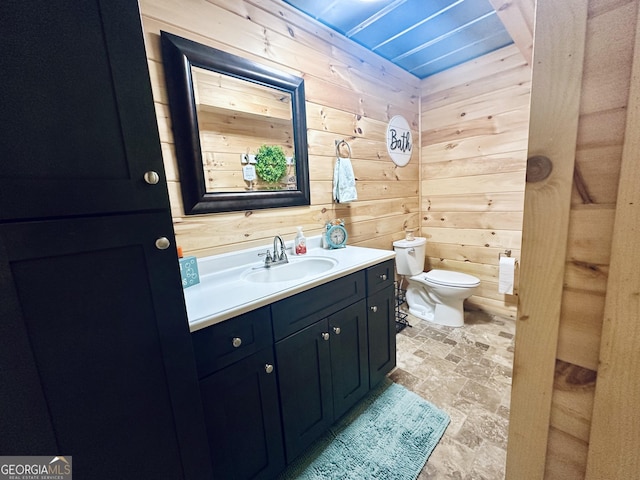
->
[[258, 250, 273, 264]]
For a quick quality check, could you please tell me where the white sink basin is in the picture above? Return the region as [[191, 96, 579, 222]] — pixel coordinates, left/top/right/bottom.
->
[[242, 257, 337, 283]]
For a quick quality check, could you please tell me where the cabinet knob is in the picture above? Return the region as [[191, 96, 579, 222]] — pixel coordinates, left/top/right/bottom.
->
[[232, 337, 242, 348], [155, 237, 171, 250], [333, 326, 341, 335], [321, 332, 330, 341], [370, 306, 378, 313], [143, 171, 160, 185], [265, 364, 274, 374], [379, 274, 387, 281]]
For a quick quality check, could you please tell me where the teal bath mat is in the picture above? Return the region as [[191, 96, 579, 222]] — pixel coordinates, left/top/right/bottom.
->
[[278, 380, 450, 480]]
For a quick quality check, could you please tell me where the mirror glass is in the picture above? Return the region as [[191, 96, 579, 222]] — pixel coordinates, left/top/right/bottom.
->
[[160, 31, 310, 214], [192, 66, 297, 193]]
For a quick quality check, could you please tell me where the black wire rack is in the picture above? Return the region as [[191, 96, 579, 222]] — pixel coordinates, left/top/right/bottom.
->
[[395, 281, 411, 334]]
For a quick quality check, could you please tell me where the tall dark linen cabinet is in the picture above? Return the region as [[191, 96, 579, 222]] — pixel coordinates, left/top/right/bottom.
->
[[0, 1, 212, 478]]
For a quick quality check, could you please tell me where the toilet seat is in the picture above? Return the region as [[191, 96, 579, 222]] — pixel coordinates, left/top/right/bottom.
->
[[413, 269, 480, 288]]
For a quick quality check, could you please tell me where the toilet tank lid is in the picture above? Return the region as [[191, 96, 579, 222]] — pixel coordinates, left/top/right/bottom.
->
[[393, 237, 426, 248], [425, 269, 480, 287]]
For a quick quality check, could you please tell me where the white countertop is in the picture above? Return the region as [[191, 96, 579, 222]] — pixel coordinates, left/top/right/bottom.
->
[[183, 237, 395, 332]]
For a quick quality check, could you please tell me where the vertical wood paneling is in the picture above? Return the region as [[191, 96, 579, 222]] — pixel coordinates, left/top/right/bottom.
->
[[586, 4, 640, 477], [139, 0, 420, 257], [420, 44, 530, 318], [506, 1, 589, 479]]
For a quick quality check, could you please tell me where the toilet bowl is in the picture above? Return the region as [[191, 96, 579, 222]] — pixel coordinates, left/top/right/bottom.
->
[[393, 237, 480, 327]]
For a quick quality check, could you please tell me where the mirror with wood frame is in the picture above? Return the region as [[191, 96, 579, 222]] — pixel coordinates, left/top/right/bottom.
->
[[160, 31, 310, 214]]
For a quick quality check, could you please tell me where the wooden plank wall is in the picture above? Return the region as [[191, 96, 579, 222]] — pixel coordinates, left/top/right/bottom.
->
[[420, 44, 531, 318], [507, 0, 640, 478], [139, 0, 420, 258]]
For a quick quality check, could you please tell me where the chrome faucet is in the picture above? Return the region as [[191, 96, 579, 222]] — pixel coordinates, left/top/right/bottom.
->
[[273, 235, 288, 263], [259, 235, 289, 268]]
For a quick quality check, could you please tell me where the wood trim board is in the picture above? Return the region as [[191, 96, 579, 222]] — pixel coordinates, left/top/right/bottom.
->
[[585, 4, 640, 477], [506, 0, 589, 477]]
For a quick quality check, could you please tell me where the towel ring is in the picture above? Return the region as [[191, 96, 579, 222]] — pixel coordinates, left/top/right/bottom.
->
[[335, 139, 352, 158]]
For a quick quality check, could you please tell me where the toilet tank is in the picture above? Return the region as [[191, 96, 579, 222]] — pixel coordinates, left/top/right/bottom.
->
[[392, 237, 427, 276]]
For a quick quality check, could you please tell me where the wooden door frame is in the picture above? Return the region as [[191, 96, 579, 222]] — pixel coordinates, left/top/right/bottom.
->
[[506, 0, 589, 477]]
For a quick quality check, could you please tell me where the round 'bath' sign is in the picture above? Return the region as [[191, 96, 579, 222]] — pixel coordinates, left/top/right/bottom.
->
[[386, 115, 413, 167]]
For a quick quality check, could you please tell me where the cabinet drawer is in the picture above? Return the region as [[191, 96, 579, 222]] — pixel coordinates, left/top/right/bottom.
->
[[366, 259, 395, 294], [272, 271, 366, 341], [192, 307, 272, 378]]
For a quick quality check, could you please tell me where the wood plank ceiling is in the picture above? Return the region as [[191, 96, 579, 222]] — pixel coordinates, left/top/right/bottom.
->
[[281, 0, 534, 79]]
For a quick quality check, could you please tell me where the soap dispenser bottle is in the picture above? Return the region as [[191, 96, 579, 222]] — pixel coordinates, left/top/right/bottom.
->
[[294, 226, 307, 255]]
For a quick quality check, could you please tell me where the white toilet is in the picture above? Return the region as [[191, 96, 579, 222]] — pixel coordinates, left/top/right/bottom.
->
[[393, 237, 480, 327]]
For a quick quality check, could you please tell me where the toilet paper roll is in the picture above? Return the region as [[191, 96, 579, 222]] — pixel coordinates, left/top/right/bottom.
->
[[498, 256, 516, 295]]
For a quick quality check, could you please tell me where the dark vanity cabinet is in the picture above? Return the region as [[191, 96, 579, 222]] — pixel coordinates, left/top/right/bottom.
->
[[192, 260, 396, 478], [0, 1, 211, 478], [272, 272, 369, 462], [274, 301, 370, 461], [192, 308, 286, 480]]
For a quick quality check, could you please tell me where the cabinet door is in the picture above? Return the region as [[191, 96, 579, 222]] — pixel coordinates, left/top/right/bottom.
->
[[200, 348, 285, 480], [276, 320, 333, 463], [0, 213, 211, 480], [368, 284, 397, 388], [329, 300, 369, 420], [0, 0, 168, 220]]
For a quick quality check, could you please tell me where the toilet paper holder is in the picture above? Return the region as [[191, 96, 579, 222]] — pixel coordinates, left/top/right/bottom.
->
[[499, 249, 513, 260], [498, 250, 518, 266]]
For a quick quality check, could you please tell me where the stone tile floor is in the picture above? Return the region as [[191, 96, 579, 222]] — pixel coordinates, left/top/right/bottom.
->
[[390, 308, 515, 480]]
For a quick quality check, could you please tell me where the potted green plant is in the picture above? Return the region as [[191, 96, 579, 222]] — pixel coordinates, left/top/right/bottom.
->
[[254, 145, 287, 184]]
